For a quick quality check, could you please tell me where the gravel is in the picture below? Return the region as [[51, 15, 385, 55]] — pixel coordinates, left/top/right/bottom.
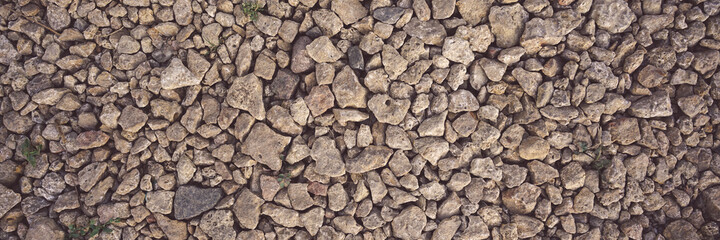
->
[[1, 0, 720, 239]]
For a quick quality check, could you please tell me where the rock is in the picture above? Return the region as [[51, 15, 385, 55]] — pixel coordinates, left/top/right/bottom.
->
[[227, 74, 266, 120], [270, 70, 300, 100], [150, 99, 182, 121], [176, 156, 196, 185], [84, 177, 113, 206], [693, 50, 720, 75], [637, 65, 668, 88], [373, 7, 405, 24], [489, 4, 529, 48], [267, 106, 303, 135], [88, 9, 110, 27], [678, 95, 705, 118], [703, 186, 720, 221], [413, 0, 432, 21], [332, 66, 368, 108], [52, 191, 79, 212], [432, 0, 456, 19], [386, 126, 413, 150], [236, 43, 252, 75], [382, 44, 409, 80], [518, 136, 550, 160], [290, 99, 310, 126], [118, 106, 148, 133], [502, 164, 527, 188], [75, 131, 110, 149], [501, 183, 541, 214], [306, 36, 343, 63], [334, 215, 363, 234], [512, 68, 542, 97], [234, 189, 265, 229], [348, 46, 366, 70], [0, 184, 20, 218], [472, 121, 501, 149], [392, 206, 427, 239], [31, 88, 69, 105], [608, 117, 641, 145], [346, 146, 394, 173], [663, 220, 700, 240], [418, 111, 448, 137], [237, 230, 265, 240], [254, 54, 276, 80], [305, 85, 335, 116], [628, 91, 673, 118], [117, 35, 140, 54], [302, 207, 324, 235], [331, 0, 367, 24], [527, 160, 559, 185], [261, 203, 302, 227], [513, 215, 544, 238], [174, 186, 223, 220], [328, 183, 348, 211], [311, 136, 346, 177], [334, 109, 370, 126], [574, 187, 595, 213], [602, 157, 627, 189], [448, 90, 480, 112], [414, 137, 450, 165], [116, 169, 139, 195], [560, 162, 586, 190], [403, 19, 447, 45], [8, 19, 45, 44], [24, 217, 65, 240], [2, 111, 33, 134], [241, 123, 291, 171], [255, 14, 282, 36], [146, 190, 174, 214], [433, 216, 461, 240], [540, 106, 579, 123], [461, 216, 491, 239], [174, 0, 192, 25], [288, 183, 314, 210], [199, 210, 236, 240], [155, 214, 188, 240], [115, 53, 145, 70], [368, 94, 411, 125], [457, 0, 492, 25], [479, 58, 507, 82], [591, 0, 636, 33], [97, 202, 130, 223], [442, 37, 474, 65], [160, 58, 201, 89], [78, 162, 107, 192], [520, 11, 583, 53], [470, 157, 502, 182], [22, 196, 51, 216], [291, 36, 315, 73], [313, 10, 343, 36], [0, 35, 20, 65]]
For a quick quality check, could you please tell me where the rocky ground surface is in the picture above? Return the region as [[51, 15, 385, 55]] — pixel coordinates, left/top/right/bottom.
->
[[2, 0, 720, 239]]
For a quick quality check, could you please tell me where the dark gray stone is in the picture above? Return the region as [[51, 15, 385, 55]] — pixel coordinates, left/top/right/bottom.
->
[[348, 46, 364, 70], [173, 185, 223, 220]]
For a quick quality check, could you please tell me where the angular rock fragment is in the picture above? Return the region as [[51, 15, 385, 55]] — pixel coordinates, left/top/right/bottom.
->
[[346, 146, 393, 173], [307, 36, 343, 63], [174, 186, 223, 220], [227, 74, 266, 120], [241, 123, 291, 171], [332, 66, 367, 108], [489, 4, 528, 48], [161, 58, 201, 89], [311, 136, 346, 177]]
